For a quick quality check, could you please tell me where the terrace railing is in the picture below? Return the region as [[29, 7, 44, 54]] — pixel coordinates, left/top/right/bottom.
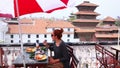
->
[[0, 43, 79, 68], [95, 44, 120, 68], [0, 43, 35, 67]]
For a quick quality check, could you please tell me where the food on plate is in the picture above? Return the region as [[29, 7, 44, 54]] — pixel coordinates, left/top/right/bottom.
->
[[34, 54, 47, 61], [32, 48, 36, 52], [29, 52, 35, 59], [26, 47, 36, 52], [41, 47, 47, 51]]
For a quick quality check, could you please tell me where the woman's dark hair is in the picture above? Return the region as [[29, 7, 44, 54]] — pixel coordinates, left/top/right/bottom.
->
[[53, 28, 63, 39]]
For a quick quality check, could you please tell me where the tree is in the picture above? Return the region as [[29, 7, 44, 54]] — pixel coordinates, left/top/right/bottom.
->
[[67, 13, 76, 21], [115, 16, 120, 26]]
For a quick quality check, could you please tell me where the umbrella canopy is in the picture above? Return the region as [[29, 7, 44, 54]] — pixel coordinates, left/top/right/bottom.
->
[[0, 13, 13, 18], [0, 0, 76, 18]]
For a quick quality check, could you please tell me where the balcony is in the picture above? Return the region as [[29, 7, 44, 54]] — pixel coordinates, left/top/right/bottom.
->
[[0, 43, 80, 68], [1, 43, 116, 68]]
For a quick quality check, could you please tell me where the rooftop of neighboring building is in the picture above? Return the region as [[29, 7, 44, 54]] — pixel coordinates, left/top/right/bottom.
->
[[95, 33, 118, 38], [96, 24, 118, 31], [74, 11, 100, 16], [75, 27, 95, 33], [72, 19, 100, 23], [7, 18, 74, 34], [76, 1, 98, 7], [103, 16, 116, 22]]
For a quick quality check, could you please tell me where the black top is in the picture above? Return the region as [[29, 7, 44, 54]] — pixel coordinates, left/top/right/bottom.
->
[[49, 40, 70, 68]]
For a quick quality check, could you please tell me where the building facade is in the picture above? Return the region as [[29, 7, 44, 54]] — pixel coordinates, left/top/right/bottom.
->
[[5, 18, 79, 44]]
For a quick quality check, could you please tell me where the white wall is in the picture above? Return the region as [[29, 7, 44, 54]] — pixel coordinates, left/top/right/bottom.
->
[[0, 32, 3, 42], [0, 20, 8, 43], [5, 27, 79, 44]]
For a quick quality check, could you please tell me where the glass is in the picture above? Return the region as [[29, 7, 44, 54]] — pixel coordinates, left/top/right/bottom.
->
[[51, 34, 55, 37], [51, 34, 53, 37]]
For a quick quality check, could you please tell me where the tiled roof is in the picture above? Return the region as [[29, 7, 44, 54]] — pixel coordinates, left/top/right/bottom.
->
[[76, 1, 98, 7], [19, 18, 33, 24], [96, 24, 118, 31], [74, 11, 100, 15], [75, 27, 95, 33], [47, 21, 74, 28], [72, 19, 100, 23], [103, 16, 115, 22], [95, 28, 118, 31], [95, 33, 118, 38], [8, 18, 74, 34], [8, 19, 48, 34]]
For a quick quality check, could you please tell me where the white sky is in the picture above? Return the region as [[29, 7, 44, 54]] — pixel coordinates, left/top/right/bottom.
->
[[0, 0, 120, 19], [49, 0, 120, 19]]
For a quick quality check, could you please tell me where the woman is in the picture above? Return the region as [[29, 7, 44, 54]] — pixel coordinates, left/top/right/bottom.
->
[[43, 28, 70, 68]]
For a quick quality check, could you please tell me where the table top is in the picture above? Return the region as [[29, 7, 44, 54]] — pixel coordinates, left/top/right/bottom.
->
[[111, 46, 120, 52], [13, 47, 48, 65]]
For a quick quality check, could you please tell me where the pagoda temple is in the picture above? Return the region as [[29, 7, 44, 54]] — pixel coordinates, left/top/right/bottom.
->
[[72, 1, 100, 41], [95, 16, 118, 41]]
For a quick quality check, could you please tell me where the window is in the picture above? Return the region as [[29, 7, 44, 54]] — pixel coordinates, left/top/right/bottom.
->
[[11, 40, 13, 43], [11, 35, 14, 38], [36, 35, 39, 38], [36, 40, 39, 43], [68, 28, 70, 31], [19, 40, 21, 43], [28, 40, 30, 43], [44, 34, 47, 38], [28, 35, 30, 38], [52, 28, 54, 31], [67, 34, 70, 37], [67, 39, 70, 42]]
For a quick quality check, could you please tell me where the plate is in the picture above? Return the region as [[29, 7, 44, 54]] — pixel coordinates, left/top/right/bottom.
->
[[34, 54, 47, 61]]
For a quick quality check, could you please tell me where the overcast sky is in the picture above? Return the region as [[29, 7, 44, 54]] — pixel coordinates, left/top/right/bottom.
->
[[49, 0, 120, 19], [0, 0, 120, 19]]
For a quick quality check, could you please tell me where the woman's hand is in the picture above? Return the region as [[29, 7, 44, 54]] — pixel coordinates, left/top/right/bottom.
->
[[49, 57, 60, 64], [43, 40, 49, 48], [49, 57, 56, 64]]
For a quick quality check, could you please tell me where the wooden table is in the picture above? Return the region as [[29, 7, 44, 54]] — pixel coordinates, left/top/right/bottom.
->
[[111, 46, 120, 60], [12, 48, 48, 68]]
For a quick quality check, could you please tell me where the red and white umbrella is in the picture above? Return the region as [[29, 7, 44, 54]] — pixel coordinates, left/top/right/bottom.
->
[[0, 0, 76, 18]]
